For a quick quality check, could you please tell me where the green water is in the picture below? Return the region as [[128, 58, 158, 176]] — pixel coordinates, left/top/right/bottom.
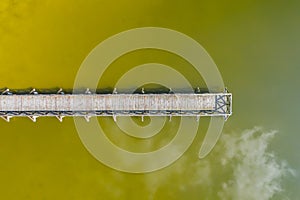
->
[[0, 0, 299, 199]]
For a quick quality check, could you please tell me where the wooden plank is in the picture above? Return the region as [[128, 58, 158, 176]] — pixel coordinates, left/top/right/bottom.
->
[[0, 93, 231, 115]]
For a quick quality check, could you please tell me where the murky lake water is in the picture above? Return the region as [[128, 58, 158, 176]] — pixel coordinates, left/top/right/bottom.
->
[[0, 0, 299, 199]]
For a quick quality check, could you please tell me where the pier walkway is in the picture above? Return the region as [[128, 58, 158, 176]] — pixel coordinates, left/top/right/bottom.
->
[[0, 89, 232, 122]]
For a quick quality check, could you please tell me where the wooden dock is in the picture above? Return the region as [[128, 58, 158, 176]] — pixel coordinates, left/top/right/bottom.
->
[[0, 89, 232, 122]]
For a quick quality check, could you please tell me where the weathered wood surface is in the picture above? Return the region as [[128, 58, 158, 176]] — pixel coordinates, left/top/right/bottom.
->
[[0, 94, 217, 111]]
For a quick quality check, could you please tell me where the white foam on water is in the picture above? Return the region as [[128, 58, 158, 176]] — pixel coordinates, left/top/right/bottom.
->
[[144, 127, 295, 200], [218, 127, 295, 200]]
